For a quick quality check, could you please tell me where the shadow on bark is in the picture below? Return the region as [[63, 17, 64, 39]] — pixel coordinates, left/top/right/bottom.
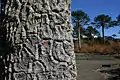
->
[[0, 24, 14, 80], [0, 1, 15, 79]]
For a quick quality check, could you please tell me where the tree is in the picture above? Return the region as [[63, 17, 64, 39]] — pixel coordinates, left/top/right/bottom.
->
[[112, 34, 117, 38], [92, 14, 113, 43], [73, 25, 86, 38], [86, 26, 100, 39], [72, 10, 90, 49], [117, 15, 120, 25], [1, 0, 76, 80]]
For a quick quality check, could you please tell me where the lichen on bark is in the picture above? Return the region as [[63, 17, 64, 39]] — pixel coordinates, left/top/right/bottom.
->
[[1, 0, 77, 80]]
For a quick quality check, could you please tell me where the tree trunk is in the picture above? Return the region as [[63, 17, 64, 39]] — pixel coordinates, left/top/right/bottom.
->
[[78, 26, 81, 49], [1, 0, 77, 80], [102, 25, 105, 43]]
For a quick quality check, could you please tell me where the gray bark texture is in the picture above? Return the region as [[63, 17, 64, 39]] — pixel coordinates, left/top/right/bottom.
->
[[1, 0, 77, 80]]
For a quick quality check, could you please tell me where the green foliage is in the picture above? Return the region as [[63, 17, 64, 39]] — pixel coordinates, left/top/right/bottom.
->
[[117, 15, 120, 25], [112, 34, 117, 38], [93, 14, 112, 28], [92, 14, 114, 43], [73, 25, 86, 38], [72, 10, 90, 49], [86, 26, 100, 39], [72, 10, 90, 38], [72, 10, 90, 26]]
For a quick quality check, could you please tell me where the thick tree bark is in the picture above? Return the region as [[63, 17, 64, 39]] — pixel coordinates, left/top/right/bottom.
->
[[1, 0, 77, 80]]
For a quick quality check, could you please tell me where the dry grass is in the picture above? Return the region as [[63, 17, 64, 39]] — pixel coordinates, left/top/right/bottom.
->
[[74, 40, 120, 54]]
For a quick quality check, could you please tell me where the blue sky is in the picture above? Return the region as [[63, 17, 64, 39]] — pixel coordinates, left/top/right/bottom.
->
[[71, 0, 120, 38], [0, 0, 120, 37]]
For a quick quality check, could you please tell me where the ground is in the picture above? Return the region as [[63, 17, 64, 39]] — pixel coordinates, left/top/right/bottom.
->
[[76, 53, 120, 80]]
